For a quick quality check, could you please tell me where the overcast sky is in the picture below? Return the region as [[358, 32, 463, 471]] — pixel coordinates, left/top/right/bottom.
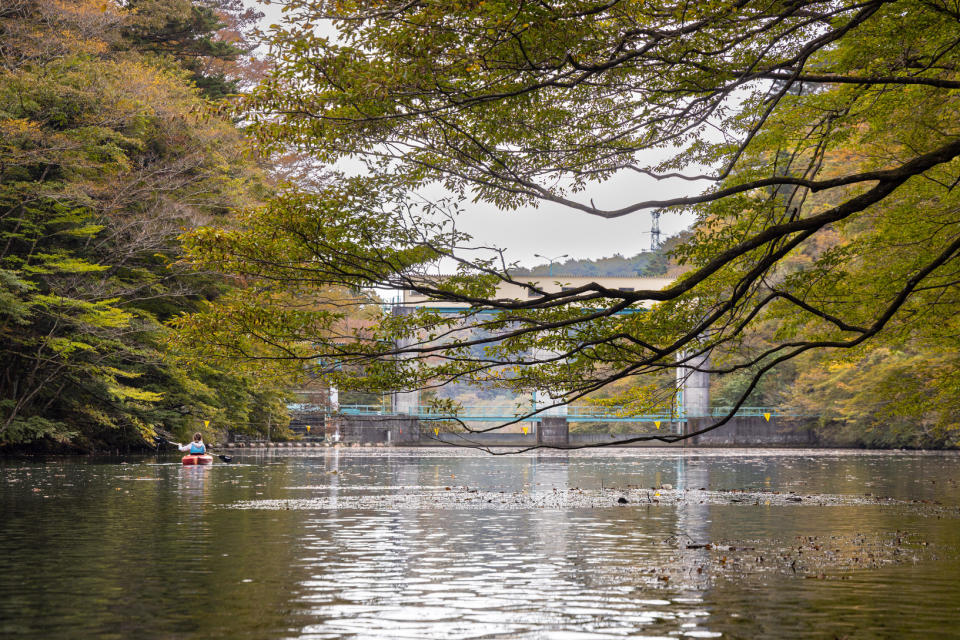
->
[[453, 176, 696, 268]]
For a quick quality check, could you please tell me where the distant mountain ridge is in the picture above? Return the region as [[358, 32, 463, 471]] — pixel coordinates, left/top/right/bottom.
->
[[512, 240, 680, 277]]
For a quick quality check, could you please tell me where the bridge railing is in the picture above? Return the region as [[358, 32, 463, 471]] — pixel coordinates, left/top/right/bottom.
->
[[328, 404, 795, 421], [708, 406, 804, 418]]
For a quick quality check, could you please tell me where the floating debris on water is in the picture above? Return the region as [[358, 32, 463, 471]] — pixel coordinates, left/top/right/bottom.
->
[[227, 486, 960, 513]]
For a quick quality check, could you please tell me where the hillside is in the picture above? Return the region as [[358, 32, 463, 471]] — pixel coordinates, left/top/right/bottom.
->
[[512, 233, 689, 277]]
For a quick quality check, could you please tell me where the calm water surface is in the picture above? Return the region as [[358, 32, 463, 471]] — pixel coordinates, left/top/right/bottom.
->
[[2, 448, 960, 639]]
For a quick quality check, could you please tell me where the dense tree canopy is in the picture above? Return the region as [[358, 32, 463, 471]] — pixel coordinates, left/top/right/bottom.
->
[[123, 0, 262, 98], [173, 0, 960, 446], [0, 0, 290, 450]]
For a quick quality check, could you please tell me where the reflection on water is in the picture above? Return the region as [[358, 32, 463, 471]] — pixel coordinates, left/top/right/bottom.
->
[[1, 448, 959, 639], [293, 509, 717, 640]]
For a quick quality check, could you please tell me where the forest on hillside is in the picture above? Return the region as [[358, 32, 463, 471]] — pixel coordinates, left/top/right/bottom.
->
[[511, 234, 688, 278], [0, 0, 297, 451]]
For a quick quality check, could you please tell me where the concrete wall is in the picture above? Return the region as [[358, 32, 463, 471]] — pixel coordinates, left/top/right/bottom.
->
[[293, 412, 816, 447], [342, 414, 816, 447], [686, 416, 817, 446], [288, 411, 325, 439], [569, 433, 683, 447], [427, 432, 538, 446], [539, 417, 569, 446], [339, 415, 420, 445]]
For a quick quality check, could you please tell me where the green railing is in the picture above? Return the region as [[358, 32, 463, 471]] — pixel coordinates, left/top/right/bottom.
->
[[320, 404, 795, 422]]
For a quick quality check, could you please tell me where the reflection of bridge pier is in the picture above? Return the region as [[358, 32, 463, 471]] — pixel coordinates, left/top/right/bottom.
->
[[672, 455, 713, 609], [325, 448, 340, 508], [532, 452, 572, 556]]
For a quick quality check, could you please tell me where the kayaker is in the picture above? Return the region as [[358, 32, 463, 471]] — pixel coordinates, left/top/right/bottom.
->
[[177, 432, 207, 456]]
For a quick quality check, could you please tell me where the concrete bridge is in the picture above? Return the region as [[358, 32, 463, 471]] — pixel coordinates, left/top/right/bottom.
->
[[286, 275, 815, 447], [394, 275, 710, 433]]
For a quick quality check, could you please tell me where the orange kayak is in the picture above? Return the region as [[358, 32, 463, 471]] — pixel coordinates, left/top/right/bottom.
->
[[182, 454, 213, 465]]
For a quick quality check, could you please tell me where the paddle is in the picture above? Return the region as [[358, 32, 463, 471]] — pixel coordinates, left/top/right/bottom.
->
[[153, 435, 232, 463]]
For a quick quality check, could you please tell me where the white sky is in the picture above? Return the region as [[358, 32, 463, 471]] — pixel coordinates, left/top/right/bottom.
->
[[453, 175, 696, 268], [251, 1, 699, 269]]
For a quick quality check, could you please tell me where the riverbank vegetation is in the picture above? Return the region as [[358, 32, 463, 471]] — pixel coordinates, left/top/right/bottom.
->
[[0, 0, 293, 452]]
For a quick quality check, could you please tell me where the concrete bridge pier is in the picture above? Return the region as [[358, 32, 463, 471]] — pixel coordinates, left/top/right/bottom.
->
[[391, 306, 422, 417], [539, 417, 569, 446], [677, 350, 710, 438], [392, 388, 420, 415], [531, 345, 569, 443], [533, 389, 569, 423]]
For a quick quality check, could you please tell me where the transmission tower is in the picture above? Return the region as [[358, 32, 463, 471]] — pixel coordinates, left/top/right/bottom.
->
[[650, 210, 662, 252]]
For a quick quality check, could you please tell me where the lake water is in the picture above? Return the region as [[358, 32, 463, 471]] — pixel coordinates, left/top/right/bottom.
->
[[2, 448, 959, 639]]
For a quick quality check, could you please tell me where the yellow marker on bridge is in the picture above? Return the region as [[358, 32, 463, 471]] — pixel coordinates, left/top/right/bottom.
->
[[763, 412, 771, 422], [522, 426, 529, 434], [434, 427, 439, 435], [654, 421, 661, 429]]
